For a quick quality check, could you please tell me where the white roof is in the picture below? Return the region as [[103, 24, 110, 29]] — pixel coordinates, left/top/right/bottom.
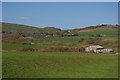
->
[[89, 45, 103, 48]]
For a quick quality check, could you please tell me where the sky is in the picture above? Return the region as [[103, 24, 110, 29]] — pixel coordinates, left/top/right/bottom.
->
[[2, 2, 118, 30]]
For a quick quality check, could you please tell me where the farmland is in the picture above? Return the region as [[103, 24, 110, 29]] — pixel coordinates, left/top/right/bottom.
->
[[2, 23, 119, 78], [2, 51, 118, 78]]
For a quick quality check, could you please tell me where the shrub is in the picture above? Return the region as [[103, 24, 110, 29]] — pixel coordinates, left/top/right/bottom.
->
[[96, 34, 102, 37], [79, 47, 85, 52], [86, 38, 102, 44], [17, 48, 39, 52], [17, 47, 86, 52], [79, 38, 85, 42]]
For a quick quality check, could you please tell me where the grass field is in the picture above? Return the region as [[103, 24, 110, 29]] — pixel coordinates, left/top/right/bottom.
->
[[35, 28, 118, 41], [78, 28, 118, 39], [2, 51, 118, 78], [2, 42, 47, 50]]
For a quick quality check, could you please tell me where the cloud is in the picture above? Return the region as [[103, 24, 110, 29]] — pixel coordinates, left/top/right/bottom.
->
[[16, 17, 28, 20]]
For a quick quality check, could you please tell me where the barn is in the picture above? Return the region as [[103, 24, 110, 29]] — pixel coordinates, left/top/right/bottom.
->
[[85, 45, 114, 54], [85, 45, 104, 52]]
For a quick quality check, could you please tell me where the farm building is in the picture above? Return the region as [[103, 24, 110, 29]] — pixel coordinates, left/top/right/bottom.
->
[[85, 45, 114, 54]]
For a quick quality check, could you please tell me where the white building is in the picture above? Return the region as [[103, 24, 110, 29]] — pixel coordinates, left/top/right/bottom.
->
[[85, 45, 114, 54], [85, 45, 103, 52]]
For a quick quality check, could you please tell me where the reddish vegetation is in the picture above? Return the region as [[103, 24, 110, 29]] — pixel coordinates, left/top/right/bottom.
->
[[79, 30, 91, 32], [0, 50, 9, 52]]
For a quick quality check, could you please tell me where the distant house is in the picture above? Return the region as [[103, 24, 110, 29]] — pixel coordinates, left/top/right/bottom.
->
[[68, 30, 71, 32], [85, 45, 114, 54]]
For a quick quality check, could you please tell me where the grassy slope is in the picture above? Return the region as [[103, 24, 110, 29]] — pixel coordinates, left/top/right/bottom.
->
[[2, 27, 118, 52], [35, 27, 118, 41], [78, 28, 118, 39], [3, 51, 118, 78], [2, 23, 59, 32], [2, 23, 40, 31], [2, 23, 118, 39]]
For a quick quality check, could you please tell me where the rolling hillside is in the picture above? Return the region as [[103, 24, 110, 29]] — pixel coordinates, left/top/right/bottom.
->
[[2, 22, 61, 32], [2, 22, 119, 78], [2, 22, 119, 32], [2, 22, 118, 52]]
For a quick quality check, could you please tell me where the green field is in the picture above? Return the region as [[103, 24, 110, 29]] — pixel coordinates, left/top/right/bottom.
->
[[35, 28, 118, 41], [2, 51, 118, 78], [78, 28, 118, 39]]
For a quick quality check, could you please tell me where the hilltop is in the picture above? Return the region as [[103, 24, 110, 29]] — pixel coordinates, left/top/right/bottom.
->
[[2, 22, 119, 32], [2, 22, 61, 32], [2, 22, 119, 38], [69, 24, 119, 32]]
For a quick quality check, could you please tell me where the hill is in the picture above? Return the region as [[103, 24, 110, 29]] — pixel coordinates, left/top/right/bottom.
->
[[69, 24, 119, 32], [2, 22, 118, 52], [2, 22, 61, 32], [2, 22, 119, 42], [2, 22, 77, 38], [2, 22, 119, 32]]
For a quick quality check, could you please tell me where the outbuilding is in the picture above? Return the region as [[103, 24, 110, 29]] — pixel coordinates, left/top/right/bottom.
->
[[85, 45, 114, 54]]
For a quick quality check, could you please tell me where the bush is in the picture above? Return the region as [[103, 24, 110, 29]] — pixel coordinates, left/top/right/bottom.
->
[[86, 38, 102, 44], [96, 34, 102, 37], [17, 47, 86, 52], [79, 47, 85, 52], [79, 38, 85, 42], [2, 33, 33, 44], [17, 48, 39, 52]]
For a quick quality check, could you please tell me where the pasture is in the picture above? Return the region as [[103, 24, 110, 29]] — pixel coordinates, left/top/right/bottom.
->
[[2, 51, 118, 78], [35, 28, 118, 41]]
